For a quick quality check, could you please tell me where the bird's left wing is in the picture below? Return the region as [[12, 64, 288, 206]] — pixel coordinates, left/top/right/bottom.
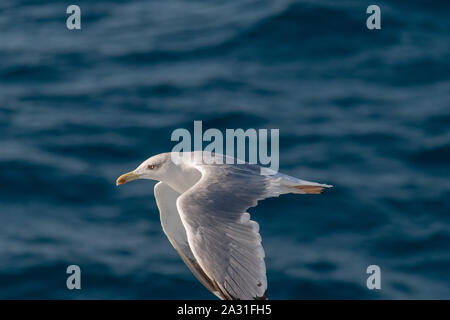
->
[[154, 182, 224, 299], [176, 163, 272, 300]]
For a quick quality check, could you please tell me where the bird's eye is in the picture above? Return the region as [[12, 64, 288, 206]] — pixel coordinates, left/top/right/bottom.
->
[[147, 164, 155, 170]]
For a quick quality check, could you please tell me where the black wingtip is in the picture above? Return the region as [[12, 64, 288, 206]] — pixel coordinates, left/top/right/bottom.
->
[[254, 290, 267, 300]]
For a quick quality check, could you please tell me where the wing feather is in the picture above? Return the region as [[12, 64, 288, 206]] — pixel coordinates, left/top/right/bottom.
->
[[154, 182, 225, 299], [176, 163, 270, 300]]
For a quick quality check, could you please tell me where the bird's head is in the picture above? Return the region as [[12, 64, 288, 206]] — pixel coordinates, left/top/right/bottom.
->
[[116, 153, 171, 186]]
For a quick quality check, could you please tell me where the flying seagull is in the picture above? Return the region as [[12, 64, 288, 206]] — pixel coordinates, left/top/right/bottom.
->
[[116, 151, 332, 300]]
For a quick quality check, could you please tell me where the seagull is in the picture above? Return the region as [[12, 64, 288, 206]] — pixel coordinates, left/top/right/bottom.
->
[[116, 151, 332, 300]]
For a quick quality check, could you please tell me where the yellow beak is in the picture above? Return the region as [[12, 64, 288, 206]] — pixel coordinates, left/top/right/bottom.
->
[[116, 171, 139, 186]]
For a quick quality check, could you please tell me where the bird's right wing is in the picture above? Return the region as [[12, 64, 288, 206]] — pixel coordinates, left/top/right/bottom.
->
[[154, 182, 224, 299], [176, 163, 270, 300]]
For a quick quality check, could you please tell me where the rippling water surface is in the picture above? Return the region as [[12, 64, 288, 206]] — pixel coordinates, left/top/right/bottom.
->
[[0, 0, 449, 299]]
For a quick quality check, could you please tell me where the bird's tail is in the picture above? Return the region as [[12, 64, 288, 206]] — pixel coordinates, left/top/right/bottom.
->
[[287, 184, 332, 194], [268, 172, 333, 195]]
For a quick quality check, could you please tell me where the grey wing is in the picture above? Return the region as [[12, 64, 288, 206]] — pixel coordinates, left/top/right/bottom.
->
[[154, 182, 225, 299], [176, 163, 271, 300]]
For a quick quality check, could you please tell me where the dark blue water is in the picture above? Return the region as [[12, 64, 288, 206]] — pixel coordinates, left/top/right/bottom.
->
[[1, 0, 449, 299]]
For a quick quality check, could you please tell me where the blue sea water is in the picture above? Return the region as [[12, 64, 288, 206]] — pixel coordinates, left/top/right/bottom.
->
[[0, 0, 449, 299]]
